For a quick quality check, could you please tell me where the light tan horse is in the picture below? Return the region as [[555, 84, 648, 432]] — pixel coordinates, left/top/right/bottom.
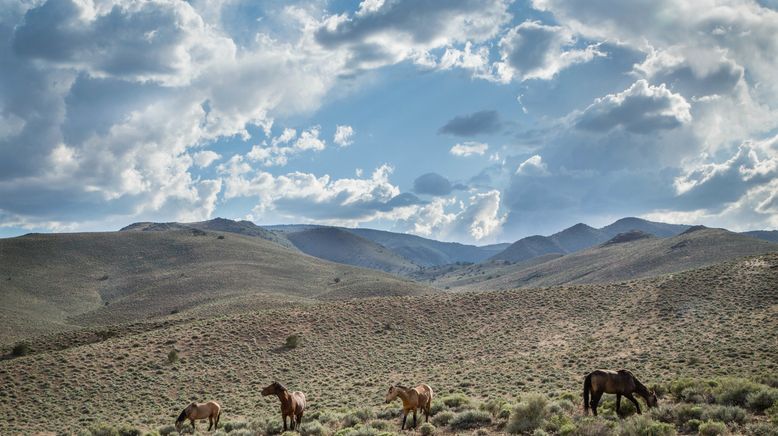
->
[[385, 384, 433, 430], [262, 381, 306, 431], [583, 369, 658, 416], [175, 401, 221, 433]]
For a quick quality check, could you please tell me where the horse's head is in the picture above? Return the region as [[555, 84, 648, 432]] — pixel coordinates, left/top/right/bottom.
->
[[262, 381, 285, 396], [385, 385, 400, 404], [647, 390, 659, 408]]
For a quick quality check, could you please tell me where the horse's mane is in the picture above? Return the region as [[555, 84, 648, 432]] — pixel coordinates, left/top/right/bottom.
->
[[176, 409, 187, 423], [275, 381, 288, 392], [394, 384, 407, 389]]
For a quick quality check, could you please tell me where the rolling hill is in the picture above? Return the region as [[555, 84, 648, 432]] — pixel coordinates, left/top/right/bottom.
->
[[441, 228, 778, 290], [122, 217, 296, 249], [1, 253, 776, 434], [284, 227, 418, 274], [0, 229, 432, 344]]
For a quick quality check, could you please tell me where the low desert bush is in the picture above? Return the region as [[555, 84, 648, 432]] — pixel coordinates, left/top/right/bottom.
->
[[11, 342, 29, 357], [440, 393, 471, 409], [617, 415, 676, 436], [746, 387, 778, 413], [418, 422, 435, 435], [507, 393, 548, 434], [698, 421, 728, 436], [448, 410, 492, 430], [430, 411, 455, 427], [285, 334, 301, 349], [299, 420, 329, 436]]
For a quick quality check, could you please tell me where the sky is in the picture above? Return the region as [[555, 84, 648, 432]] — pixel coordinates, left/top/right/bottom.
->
[[1, 0, 778, 244]]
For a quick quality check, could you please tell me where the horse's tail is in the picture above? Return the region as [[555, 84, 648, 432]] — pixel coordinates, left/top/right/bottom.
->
[[215, 408, 221, 429], [583, 373, 592, 413]]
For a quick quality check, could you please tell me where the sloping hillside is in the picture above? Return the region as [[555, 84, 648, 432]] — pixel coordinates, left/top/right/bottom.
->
[[445, 228, 778, 290], [743, 230, 778, 243], [345, 227, 502, 266], [548, 223, 609, 252], [0, 230, 432, 343], [284, 227, 418, 274], [490, 235, 565, 262], [122, 217, 295, 249], [1, 253, 776, 434]]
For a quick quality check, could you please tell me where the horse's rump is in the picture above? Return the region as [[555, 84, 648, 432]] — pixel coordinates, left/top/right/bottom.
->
[[292, 391, 306, 413]]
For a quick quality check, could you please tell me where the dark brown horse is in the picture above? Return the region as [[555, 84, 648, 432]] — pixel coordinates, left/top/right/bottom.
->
[[262, 381, 306, 431], [175, 401, 221, 433], [385, 384, 433, 430], [583, 369, 658, 416]]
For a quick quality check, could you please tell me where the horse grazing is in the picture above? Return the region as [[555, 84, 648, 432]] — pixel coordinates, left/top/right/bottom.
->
[[175, 401, 221, 433], [583, 369, 658, 416], [385, 384, 433, 430], [262, 381, 306, 431]]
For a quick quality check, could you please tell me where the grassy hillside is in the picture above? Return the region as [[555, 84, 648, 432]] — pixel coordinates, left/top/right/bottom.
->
[[1, 253, 776, 434], [438, 228, 778, 290], [122, 217, 296, 250], [285, 228, 418, 274], [0, 230, 432, 344]]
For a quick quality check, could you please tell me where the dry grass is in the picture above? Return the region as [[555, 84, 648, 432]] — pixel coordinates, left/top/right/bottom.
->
[[1, 253, 776, 434], [0, 230, 432, 343]]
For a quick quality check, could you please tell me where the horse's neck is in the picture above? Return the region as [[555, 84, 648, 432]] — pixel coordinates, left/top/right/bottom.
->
[[633, 379, 649, 398], [277, 389, 291, 404], [396, 388, 414, 406]]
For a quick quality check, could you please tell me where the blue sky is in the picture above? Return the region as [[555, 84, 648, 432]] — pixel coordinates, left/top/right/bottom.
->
[[1, 0, 777, 243]]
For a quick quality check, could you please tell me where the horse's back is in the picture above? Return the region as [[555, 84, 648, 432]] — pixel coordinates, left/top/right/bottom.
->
[[415, 384, 433, 406], [589, 369, 636, 393], [292, 391, 306, 412]]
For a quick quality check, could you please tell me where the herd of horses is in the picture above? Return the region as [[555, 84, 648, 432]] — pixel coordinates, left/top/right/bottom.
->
[[175, 369, 658, 433]]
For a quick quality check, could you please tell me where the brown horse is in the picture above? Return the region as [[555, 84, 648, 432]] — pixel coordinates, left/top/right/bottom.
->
[[262, 381, 306, 431], [385, 384, 433, 430], [583, 369, 658, 416], [175, 401, 221, 433]]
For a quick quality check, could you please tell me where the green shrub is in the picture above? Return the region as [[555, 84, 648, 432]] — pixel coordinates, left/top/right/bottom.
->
[[698, 421, 728, 436], [747, 387, 778, 413], [702, 405, 746, 425], [367, 420, 391, 431], [342, 408, 375, 427], [684, 419, 702, 433], [542, 412, 573, 434], [617, 415, 675, 436], [745, 422, 778, 436], [480, 398, 508, 416], [570, 418, 613, 436], [507, 393, 548, 434], [167, 350, 178, 364], [428, 400, 447, 416], [714, 378, 762, 407], [533, 430, 549, 436], [285, 334, 301, 349], [263, 419, 284, 435], [440, 393, 471, 409], [300, 420, 329, 436], [431, 411, 455, 427], [88, 424, 119, 436], [310, 410, 342, 424], [375, 407, 399, 420], [418, 422, 435, 435], [222, 420, 247, 432], [449, 410, 492, 430], [157, 425, 177, 436], [11, 342, 29, 357], [117, 426, 142, 436]]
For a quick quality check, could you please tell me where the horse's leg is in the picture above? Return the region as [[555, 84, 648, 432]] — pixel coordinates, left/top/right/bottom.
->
[[425, 404, 430, 422], [283, 415, 288, 431], [615, 394, 622, 417], [413, 409, 417, 428], [297, 412, 304, 428], [208, 416, 213, 431], [190, 418, 196, 432], [626, 394, 641, 414], [591, 391, 603, 416], [401, 411, 408, 430]]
